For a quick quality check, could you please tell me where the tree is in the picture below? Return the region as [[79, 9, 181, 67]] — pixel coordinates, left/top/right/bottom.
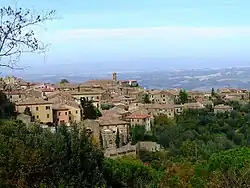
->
[[23, 106, 32, 116], [211, 88, 215, 97], [103, 158, 160, 188], [80, 98, 102, 120], [131, 125, 146, 145], [142, 93, 151, 104], [0, 6, 55, 69], [115, 129, 120, 148], [60, 79, 69, 84], [178, 89, 188, 104], [0, 91, 15, 118], [0, 121, 106, 187], [99, 132, 104, 149], [101, 103, 114, 110]]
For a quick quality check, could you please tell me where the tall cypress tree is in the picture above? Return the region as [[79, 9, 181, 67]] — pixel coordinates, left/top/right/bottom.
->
[[115, 129, 120, 148]]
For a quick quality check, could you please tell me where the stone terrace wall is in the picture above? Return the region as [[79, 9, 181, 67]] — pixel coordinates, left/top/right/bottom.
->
[[104, 144, 136, 158]]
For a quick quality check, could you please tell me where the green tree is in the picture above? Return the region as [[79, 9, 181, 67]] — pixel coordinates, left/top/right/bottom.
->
[[211, 87, 215, 97], [103, 158, 160, 188], [115, 129, 120, 148], [0, 121, 106, 187], [80, 98, 102, 120], [131, 125, 146, 145], [0, 6, 55, 68], [99, 132, 104, 149], [23, 106, 32, 116], [0, 91, 15, 118], [178, 89, 188, 104], [142, 93, 151, 104], [60, 79, 69, 84], [101, 103, 114, 110]]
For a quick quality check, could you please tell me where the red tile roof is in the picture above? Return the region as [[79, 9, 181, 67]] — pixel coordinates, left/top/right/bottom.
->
[[126, 114, 151, 119]]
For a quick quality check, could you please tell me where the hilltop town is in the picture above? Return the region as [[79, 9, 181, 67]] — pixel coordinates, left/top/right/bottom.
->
[[0, 72, 248, 157]]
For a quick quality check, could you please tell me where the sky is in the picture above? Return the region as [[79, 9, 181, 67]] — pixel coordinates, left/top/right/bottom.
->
[[2, 0, 250, 74]]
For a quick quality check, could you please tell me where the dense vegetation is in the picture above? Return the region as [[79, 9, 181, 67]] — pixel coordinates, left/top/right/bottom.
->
[[2, 88, 250, 187], [131, 100, 250, 187]]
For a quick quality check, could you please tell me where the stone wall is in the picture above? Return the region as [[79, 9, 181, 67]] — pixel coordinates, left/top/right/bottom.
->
[[136, 141, 162, 152], [104, 144, 136, 158]]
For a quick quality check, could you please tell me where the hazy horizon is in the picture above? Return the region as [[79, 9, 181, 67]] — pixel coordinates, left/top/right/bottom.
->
[[1, 0, 250, 75]]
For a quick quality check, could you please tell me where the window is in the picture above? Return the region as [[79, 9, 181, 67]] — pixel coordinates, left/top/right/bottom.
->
[[97, 96, 99, 99], [10, 95, 12, 99], [36, 107, 39, 111], [65, 112, 67, 115], [76, 110, 78, 114], [69, 116, 71, 121], [47, 114, 50, 118], [59, 112, 61, 116], [46, 106, 50, 110], [69, 111, 71, 114], [19, 95, 21, 98], [36, 115, 39, 119]]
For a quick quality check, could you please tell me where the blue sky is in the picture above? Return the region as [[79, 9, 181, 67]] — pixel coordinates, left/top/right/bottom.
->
[[2, 0, 250, 73]]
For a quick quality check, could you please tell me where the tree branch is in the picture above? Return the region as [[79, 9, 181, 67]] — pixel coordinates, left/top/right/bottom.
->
[[0, 6, 56, 69]]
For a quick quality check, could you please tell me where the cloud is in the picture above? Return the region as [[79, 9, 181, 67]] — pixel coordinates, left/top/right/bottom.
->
[[47, 26, 250, 42]]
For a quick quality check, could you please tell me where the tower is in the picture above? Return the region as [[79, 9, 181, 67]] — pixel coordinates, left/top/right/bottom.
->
[[112, 72, 117, 82]]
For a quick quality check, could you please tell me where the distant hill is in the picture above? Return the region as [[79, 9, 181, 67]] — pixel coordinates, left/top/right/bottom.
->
[[7, 67, 250, 91]]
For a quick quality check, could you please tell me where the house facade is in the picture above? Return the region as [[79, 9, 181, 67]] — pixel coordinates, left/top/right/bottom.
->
[[16, 98, 53, 124]]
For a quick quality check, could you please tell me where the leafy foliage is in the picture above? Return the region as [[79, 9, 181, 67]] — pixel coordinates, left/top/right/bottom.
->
[[101, 103, 115, 110], [177, 89, 188, 104], [0, 91, 15, 118], [142, 93, 151, 104], [0, 121, 106, 187], [60, 79, 69, 84], [80, 98, 102, 120], [103, 158, 161, 188]]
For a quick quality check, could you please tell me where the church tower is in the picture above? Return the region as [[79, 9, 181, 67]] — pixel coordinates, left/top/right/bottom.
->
[[112, 72, 117, 82]]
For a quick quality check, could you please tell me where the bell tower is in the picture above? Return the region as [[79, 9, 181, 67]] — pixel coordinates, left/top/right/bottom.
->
[[112, 72, 117, 82]]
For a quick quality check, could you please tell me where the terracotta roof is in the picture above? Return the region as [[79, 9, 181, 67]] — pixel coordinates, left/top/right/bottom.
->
[[25, 88, 43, 98], [52, 83, 80, 89], [97, 118, 129, 126], [102, 106, 129, 116], [52, 103, 69, 110], [144, 104, 175, 109], [70, 90, 104, 95], [48, 92, 80, 109], [149, 90, 175, 96], [41, 88, 54, 92], [126, 114, 151, 119], [16, 97, 53, 105], [86, 80, 115, 85], [4, 90, 25, 95], [184, 102, 204, 108]]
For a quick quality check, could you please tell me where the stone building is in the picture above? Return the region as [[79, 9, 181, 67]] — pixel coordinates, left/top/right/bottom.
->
[[214, 104, 233, 113], [98, 117, 130, 149]]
